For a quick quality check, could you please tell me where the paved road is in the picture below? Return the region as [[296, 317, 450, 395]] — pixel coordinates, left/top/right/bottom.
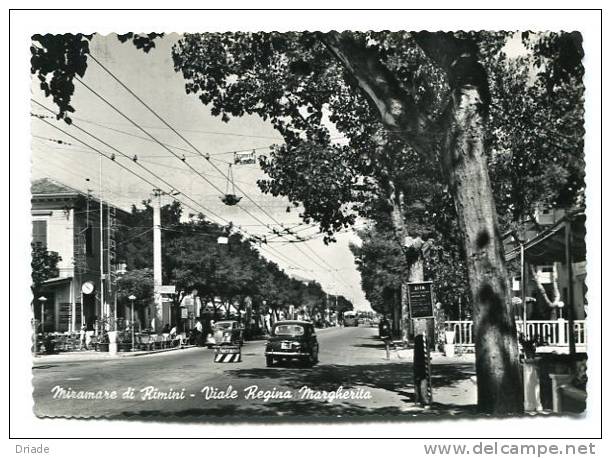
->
[[33, 326, 476, 420]]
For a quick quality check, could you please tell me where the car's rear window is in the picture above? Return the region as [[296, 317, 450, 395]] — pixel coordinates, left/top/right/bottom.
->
[[273, 324, 305, 336]]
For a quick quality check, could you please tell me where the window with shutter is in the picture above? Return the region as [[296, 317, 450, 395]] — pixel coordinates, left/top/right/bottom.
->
[[32, 220, 47, 247], [85, 226, 93, 256]]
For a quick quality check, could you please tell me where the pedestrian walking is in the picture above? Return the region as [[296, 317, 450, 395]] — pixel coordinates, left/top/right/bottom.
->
[[195, 319, 204, 346], [79, 324, 87, 351], [379, 316, 392, 359]]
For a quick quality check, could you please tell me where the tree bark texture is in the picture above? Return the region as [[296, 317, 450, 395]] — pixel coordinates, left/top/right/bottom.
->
[[386, 176, 425, 339], [323, 31, 523, 414], [425, 34, 522, 413], [440, 84, 522, 414], [320, 32, 432, 156]]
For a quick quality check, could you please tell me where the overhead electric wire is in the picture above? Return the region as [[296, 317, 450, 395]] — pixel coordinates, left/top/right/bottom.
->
[[31, 45, 352, 286], [33, 131, 320, 234], [138, 157, 254, 186], [33, 100, 231, 224], [302, 241, 349, 280], [86, 54, 296, 229], [33, 113, 230, 227], [115, 227, 154, 246], [71, 114, 285, 141], [66, 116, 242, 164], [85, 53, 347, 281], [70, 74, 283, 231], [32, 106, 312, 274]]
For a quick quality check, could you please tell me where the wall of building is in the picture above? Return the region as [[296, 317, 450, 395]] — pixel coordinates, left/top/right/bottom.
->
[[33, 188, 130, 332], [72, 203, 106, 327], [31, 206, 75, 278], [557, 261, 587, 320], [32, 194, 116, 332]]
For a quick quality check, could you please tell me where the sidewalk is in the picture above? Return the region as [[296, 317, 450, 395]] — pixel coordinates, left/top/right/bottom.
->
[[32, 345, 199, 364], [379, 347, 478, 413]]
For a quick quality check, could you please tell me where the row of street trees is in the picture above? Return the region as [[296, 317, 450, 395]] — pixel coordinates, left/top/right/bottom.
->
[[113, 200, 353, 320], [31, 30, 584, 414], [171, 31, 584, 414], [31, 243, 61, 299]]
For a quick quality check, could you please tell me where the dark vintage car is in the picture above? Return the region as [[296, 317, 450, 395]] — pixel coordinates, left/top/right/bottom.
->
[[264, 321, 319, 367], [206, 320, 244, 348]]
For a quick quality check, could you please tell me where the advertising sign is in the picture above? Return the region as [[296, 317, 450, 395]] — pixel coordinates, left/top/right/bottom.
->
[[407, 281, 434, 319], [159, 285, 176, 294]]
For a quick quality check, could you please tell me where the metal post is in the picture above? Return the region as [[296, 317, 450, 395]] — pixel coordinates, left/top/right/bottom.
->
[[565, 220, 576, 357], [129, 296, 136, 351], [38, 296, 48, 335], [425, 330, 432, 406], [521, 241, 528, 340], [107, 202, 113, 328], [458, 296, 463, 351], [99, 153, 105, 323], [152, 189, 163, 333], [80, 290, 84, 329]]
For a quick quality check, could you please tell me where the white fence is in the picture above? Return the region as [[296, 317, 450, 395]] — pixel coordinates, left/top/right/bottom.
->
[[445, 319, 587, 352]]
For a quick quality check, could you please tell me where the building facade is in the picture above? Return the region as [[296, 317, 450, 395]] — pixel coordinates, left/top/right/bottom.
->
[[504, 206, 587, 322], [31, 178, 127, 333]]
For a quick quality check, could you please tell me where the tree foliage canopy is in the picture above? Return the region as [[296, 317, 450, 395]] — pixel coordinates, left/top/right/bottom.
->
[[31, 33, 163, 122], [171, 31, 584, 242], [114, 202, 351, 313], [31, 243, 61, 293], [31, 31, 584, 414]]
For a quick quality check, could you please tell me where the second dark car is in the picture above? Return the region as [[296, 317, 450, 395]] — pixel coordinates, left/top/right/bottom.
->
[[264, 320, 319, 367]]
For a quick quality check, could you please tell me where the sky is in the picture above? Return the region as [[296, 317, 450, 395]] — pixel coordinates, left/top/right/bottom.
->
[[30, 34, 371, 310]]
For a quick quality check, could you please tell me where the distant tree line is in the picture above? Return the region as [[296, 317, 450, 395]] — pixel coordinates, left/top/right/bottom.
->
[[114, 200, 353, 319]]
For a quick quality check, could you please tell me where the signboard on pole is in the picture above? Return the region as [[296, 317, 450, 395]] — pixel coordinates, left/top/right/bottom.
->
[[407, 281, 434, 319], [159, 285, 176, 294]]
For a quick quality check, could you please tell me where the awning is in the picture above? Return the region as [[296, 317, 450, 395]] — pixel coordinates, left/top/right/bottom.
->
[[41, 276, 73, 287], [505, 210, 586, 265]]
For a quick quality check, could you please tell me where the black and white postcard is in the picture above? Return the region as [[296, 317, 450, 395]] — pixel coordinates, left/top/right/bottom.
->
[[8, 6, 604, 449]]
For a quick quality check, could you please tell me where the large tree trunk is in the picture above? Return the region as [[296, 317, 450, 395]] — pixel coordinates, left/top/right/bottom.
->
[[440, 83, 522, 414], [323, 31, 523, 414], [423, 32, 523, 413], [386, 178, 425, 340]]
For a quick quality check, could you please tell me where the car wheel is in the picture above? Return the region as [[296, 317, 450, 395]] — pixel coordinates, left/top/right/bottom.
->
[[265, 355, 274, 367]]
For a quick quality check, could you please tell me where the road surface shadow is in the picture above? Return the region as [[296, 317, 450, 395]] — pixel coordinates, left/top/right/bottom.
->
[[352, 342, 387, 349], [104, 361, 478, 422], [225, 361, 475, 395], [113, 399, 479, 423]]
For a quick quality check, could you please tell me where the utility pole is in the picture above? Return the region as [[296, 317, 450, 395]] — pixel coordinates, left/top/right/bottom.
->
[[152, 188, 163, 333], [83, 184, 92, 329], [565, 218, 576, 358], [107, 201, 113, 327], [520, 239, 528, 340], [99, 153, 105, 329]]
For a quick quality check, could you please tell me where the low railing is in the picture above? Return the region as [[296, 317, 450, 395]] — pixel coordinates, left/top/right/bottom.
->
[[445, 320, 475, 347], [445, 319, 587, 351]]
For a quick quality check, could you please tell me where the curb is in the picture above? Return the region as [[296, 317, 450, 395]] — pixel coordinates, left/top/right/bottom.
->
[[116, 345, 197, 357], [32, 345, 199, 364]]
